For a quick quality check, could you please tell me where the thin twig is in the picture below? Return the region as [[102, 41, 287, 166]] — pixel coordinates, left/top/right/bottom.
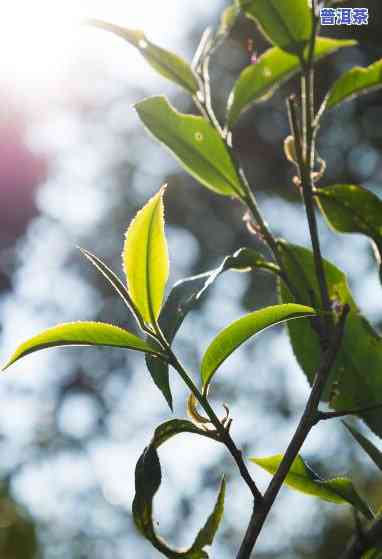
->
[[168, 350, 263, 503], [299, 0, 333, 339]]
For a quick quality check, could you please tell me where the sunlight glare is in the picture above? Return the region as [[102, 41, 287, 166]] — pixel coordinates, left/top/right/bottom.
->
[[1, 0, 209, 100]]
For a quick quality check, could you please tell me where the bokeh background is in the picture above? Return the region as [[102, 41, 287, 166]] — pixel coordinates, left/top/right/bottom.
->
[[0, 1, 382, 557]]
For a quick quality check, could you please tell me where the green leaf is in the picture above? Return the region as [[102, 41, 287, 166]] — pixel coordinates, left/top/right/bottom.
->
[[87, 19, 199, 94], [219, 5, 239, 35], [135, 96, 244, 198], [363, 549, 382, 559], [3, 321, 161, 370], [133, 420, 224, 557], [123, 187, 169, 326], [278, 243, 382, 437], [145, 247, 274, 410], [190, 479, 226, 553], [326, 60, 382, 111], [344, 423, 382, 472], [227, 38, 356, 127], [239, 0, 312, 54], [251, 453, 374, 519], [316, 184, 382, 262], [79, 247, 141, 322], [201, 303, 315, 392], [151, 419, 221, 448]]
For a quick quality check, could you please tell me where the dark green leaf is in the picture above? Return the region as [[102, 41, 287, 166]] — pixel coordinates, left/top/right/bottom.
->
[[3, 321, 162, 370], [316, 184, 382, 262], [190, 479, 226, 553], [133, 420, 224, 557], [278, 242, 382, 436], [251, 453, 373, 519], [344, 423, 382, 472], [227, 38, 356, 127], [239, 0, 312, 54], [326, 60, 382, 111], [151, 419, 221, 448], [135, 96, 244, 198], [201, 303, 315, 392], [146, 248, 278, 409], [88, 19, 199, 94]]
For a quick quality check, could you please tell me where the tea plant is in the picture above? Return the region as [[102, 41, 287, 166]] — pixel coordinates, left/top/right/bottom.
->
[[4, 1, 382, 557]]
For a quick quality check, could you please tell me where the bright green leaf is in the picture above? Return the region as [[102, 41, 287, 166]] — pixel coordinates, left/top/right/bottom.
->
[[133, 420, 224, 557], [145, 247, 275, 410], [3, 321, 161, 370], [88, 19, 199, 94], [123, 187, 169, 326], [326, 60, 382, 111], [135, 96, 244, 198], [316, 184, 382, 262], [344, 423, 382, 472], [278, 243, 382, 437], [201, 303, 315, 392], [251, 453, 373, 519], [227, 38, 356, 127], [239, 0, 312, 54]]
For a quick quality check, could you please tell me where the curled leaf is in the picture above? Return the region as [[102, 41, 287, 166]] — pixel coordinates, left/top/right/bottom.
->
[[133, 420, 224, 557]]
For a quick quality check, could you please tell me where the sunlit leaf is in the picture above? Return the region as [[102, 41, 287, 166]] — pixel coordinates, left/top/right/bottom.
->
[[201, 303, 315, 392], [88, 19, 199, 94], [133, 420, 224, 557], [227, 38, 356, 127], [135, 96, 244, 198], [3, 321, 161, 370], [251, 453, 373, 519], [278, 243, 382, 437], [326, 60, 382, 111], [146, 247, 275, 409], [123, 187, 169, 326], [238, 0, 312, 54], [344, 423, 382, 472], [316, 184, 382, 263]]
